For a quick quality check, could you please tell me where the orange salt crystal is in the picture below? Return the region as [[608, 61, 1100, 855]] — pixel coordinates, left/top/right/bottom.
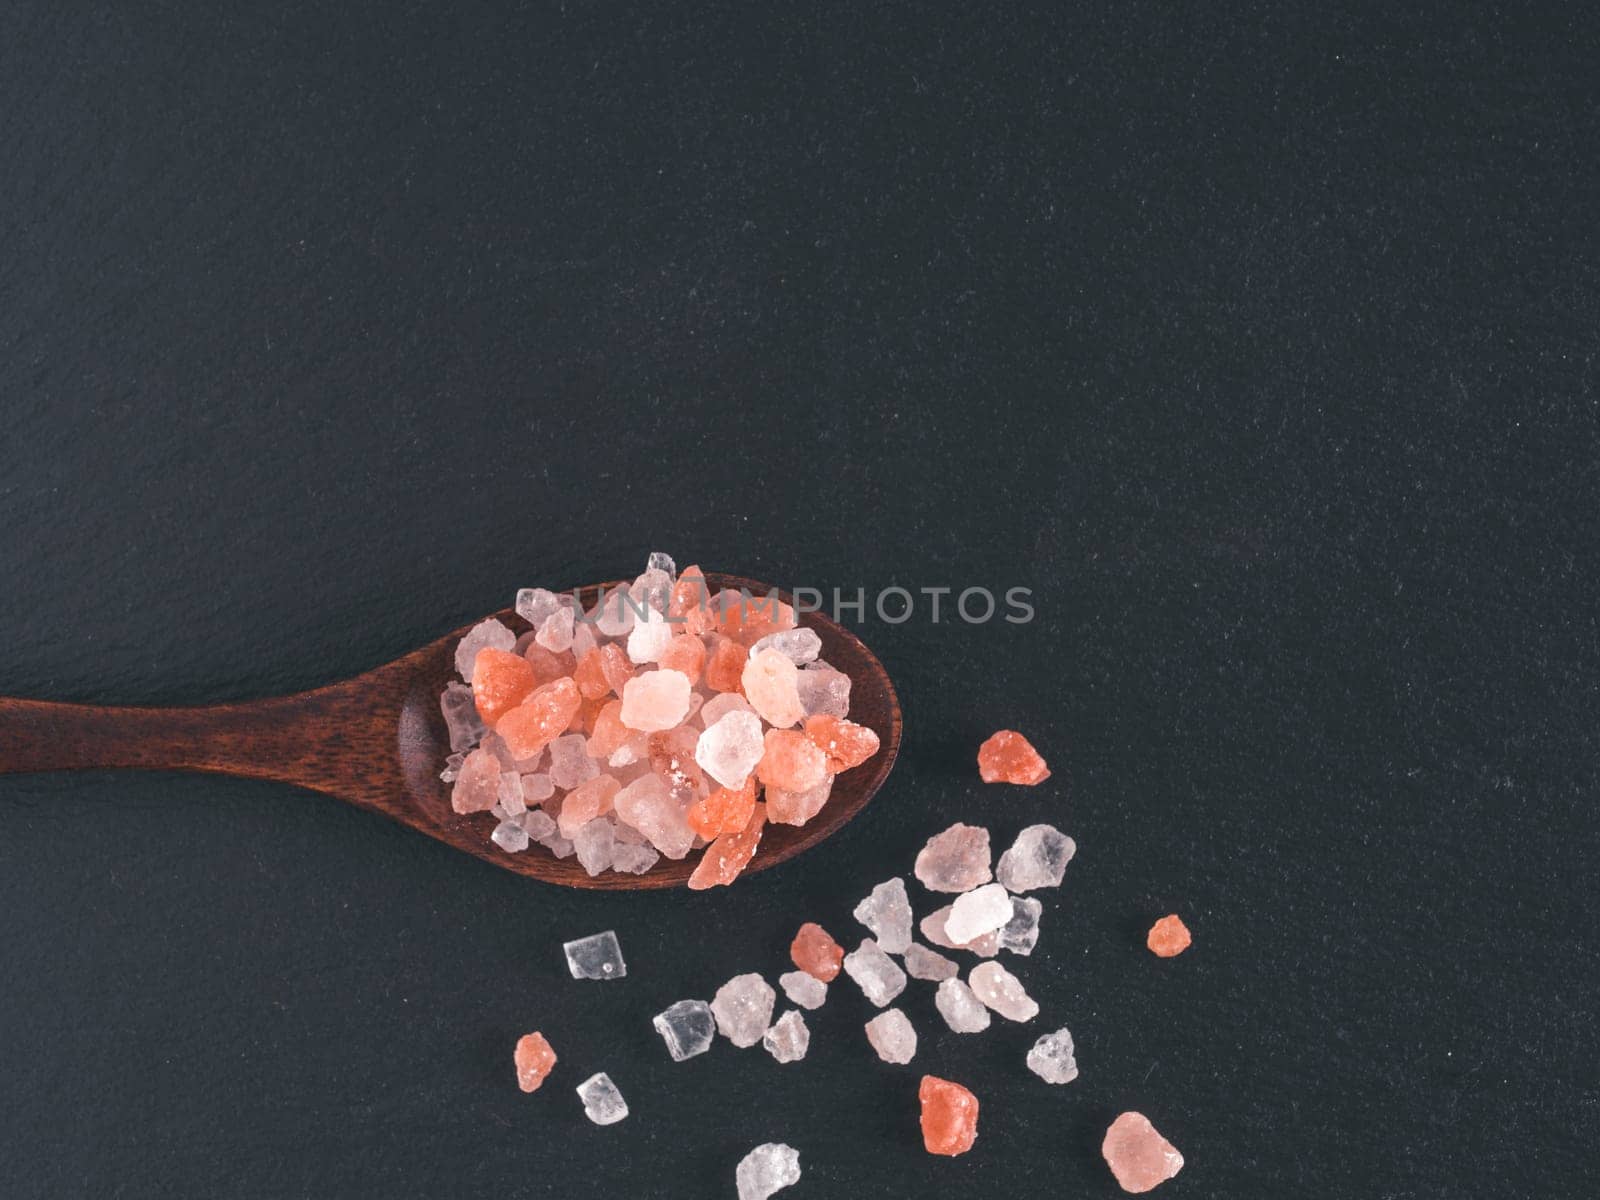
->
[[587, 700, 630, 760], [569, 695, 606, 735], [765, 776, 832, 826], [558, 774, 622, 838], [687, 775, 758, 839], [657, 633, 706, 684], [596, 642, 635, 697], [977, 729, 1051, 785], [789, 922, 844, 982], [668, 564, 713, 636], [471, 648, 537, 726], [573, 649, 610, 700], [496, 677, 581, 760], [919, 1075, 979, 1156], [803, 714, 880, 773], [1102, 1111, 1184, 1192], [513, 1032, 557, 1093], [1146, 914, 1191, 958], [704, 637, 746, 693], [522, 643, 570, 689], [687, 801, 766, 890], [756, 729, 828, 793], [719, 593, 797, 647]]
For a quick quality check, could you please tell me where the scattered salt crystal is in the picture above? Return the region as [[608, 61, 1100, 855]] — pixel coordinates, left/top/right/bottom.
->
[[515, 587, 565, 628], [513, 1031, 557, 1092], [614, 772, 696, 859], [852, 877, 914, 954], [620, 669, 693, 732], [491, 820, 530, 852], [576, 1072, 628, 1125], [736, 1143, 801, 1200], [903, 943, 960, 982], [535, 606, 575, 652], [977, 729, 1051, 785], [573, 818, 616, 876], [439, 682, 487, 752], [741, 649, 805, 728], [995, 823, 1076, 892], [1102, 1112, 1183, 1193], [563, 931, 626, 981], [548, 733, 599, 790], [611, 842, 661, 874], [864, 1008, 918, 1064], [946, 883, 1013, 944], [711, 973, 776, 1048], [842, 938, 907, 1007], [496, 772, 526, 816], [652, 999, 716, 1061], [779, 970, 827, 1010], [934, 978, 991, 1033], [968, 961, 1038, 1021], [914, 823, 993, 893], [763, 1010, 810, 1063], [1000, 896, 1042, 955], [694, 710, 765, 789], [919, 905, 999, 956], [454, 618, 515, 682], [748, 627, 822, 664], [1027, 1026, 1079, 1084], [646, 550, 677, 577], [1147, 914, 1192, 958], [795, 663, 850, 718], [520, 772, 555, 803]]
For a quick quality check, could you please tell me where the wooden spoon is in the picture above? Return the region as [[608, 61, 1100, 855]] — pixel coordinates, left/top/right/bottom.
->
[[0, 574, 901, 889]]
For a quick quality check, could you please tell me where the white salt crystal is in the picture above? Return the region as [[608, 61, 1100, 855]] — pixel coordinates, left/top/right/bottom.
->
[[762, 1010, 810, 1063], [969, 961, 1038, 1022], [779, 970, 827, 1010], [548, 734, 599, 790], [996, 823, 1077, 892], [573, 818, 616, 876], [864, 1008, 917, 1064], [535, 606, 575, 652], [748, 627, 822, 664], [1027, 1026, 1079, 1084], [795, 663, 850, 718], [439, 682, 487, 752], [454, 618, 515, 682], [629, 567, 672, 613], [902, 942, 959, 981], [934, 978, 992, 1033], [611, 841, 661, 874], [694, 710, 765, 789], [626, 606, 675, 664], [1000, 896, 1042, 955], [515, 587, 565, 628], [842, 939, 907, 1007], [620, 669, 692, 732], [914, 823, 993, 893], [946, 883, 1013, 944], [593, 585, 640, 637], [711, 973, 776, 1048], [852, 877, 914, 954], [700, 692, 755, 728], [496, 772, 526, 816], [646, 550, 677, 578], [490, 820, 530, 852], [439, 751, 465, 783], [652, 999, 716, 1061], [520, 809, 557, 839], [921, 906, 1000, 957], [736, 1143, 801, 1200], [563, 931, 626, 981], [614, 772, 696, 859], [520, 772, 555, 803], [570, 617, 598, 661], [576, 1072, 628, 1125]]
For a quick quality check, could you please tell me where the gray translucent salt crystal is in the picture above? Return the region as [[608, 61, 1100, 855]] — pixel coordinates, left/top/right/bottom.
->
[[515, 587, 566, 629], [610, 841, 661, 874], [946, 883, 1014, 944], [695, 710, 765, 789], [520, 809, 557, 839], [573, 818, 616, 876], [535, 606, 575, 652], [1000, 896, 1042, 955], [646, 550, 677, 578], [548, 734, 599, 790], [736, 1143, 801, 1200], [795, 664, 851, 718], [842, 939, 907, 1007], [615, 773, 696, 859], [902, 942, 960, 982], [852, 877, 914, 954], [490, 820, 530, 853], [969, 961, 1039, 1022], [652, 999, 716, 1061], [520, 772, 555, 803], [496, 772, 526, 816], [748, 627, 822, 664], [711, 973, 776, 1048], [763, 1009, 810, 1063], [914, 823, 993, 893], [439, 751, 465, 783], [934, 978, 992, 1033], [626, 606, 675, 664], [593, 585, 639, 637], [779, 970, 828, 1010], [454, 617, 516, 682], [570, 616, 598, 660], [563, 931, 626, 981], [1027, 1026, 1079, 1084], [451, 748, 502, 814], [576, 1072, 628, 1125], [544, 833, 576, 858], [920, 905, 1000, 957], [700, 692, 755, 728], [864, 1007, 918, 1064], [629, 567, 673, 613], [439, 682, 487, 752], [995, 823, 1077, 892]]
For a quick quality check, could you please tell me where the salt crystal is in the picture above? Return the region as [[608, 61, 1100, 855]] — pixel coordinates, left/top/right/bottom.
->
[[1147, 914, 1192, 958], [920, 905, 999, 956], [629, 567, 672, 613], [711, 973, 776, 1048], [576, 1072, 628, 1125], [614, 772, 696, 859], [513, 1032, 557, 1092], [450, 747, 502, 814], [903, 943, 959, 981], [946, 883, 1013, 944], [496, 772, 526, 816], [626, 606, 675, 664], [864, 1008, 917, 1064], [779, 970, 827, 1010], [573, 818, 616, 876], [756, 729, 828, 792], [968, 961, 1038, 1021], [762, 1009, 810, 1063], [619, 669, 692, 732], [563, 931, 626, 981], [1000, 896, 1042, 955], [736, 1143, 801, 1200], [491, 820, 530, 852], [520, 809, 557, 840], [535, 606, 575, 652], [852, 877, 914, 954], [795, 663, 850, 718], [934, 978, 991, 1033], [439, 751, 464, 783], [548, 734, 599, 790], [515, 587, 565, 628], [520, 772, 555, 803], [699, 691, 754, 728], [1027, 1026, 1079, 1085], [914, 823, 993, 893], [646, 550, 677, 578], [977, 729, 1051, 785], [557, 775, 621, 838], [764, 775, 833, 826], [652, 999, 716, 1061], [439, 682, 487, 752], [1102, 1112, 1183, 1192], [741, 648, 805, 728], [611, 841, 661, 874], [842, 938, 907, 1007], [790, 923, 845, 982], [454, 618, 515, 682], [995, 823, 1077, 892], [748, 627, 822, 664], [570, 618, 597, 661], [919, 1075, 980, 1156], [694, 710, 765, 789]]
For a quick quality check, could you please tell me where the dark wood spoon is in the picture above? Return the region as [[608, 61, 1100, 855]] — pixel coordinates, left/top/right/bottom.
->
[[0, 574, 901, 889]]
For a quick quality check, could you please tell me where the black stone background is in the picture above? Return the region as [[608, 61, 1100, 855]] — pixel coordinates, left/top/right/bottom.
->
[[1, 3, 1596, 1197]]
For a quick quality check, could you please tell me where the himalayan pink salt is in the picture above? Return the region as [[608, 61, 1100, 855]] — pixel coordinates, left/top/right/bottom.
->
[[513, 1032, 557, 1092], [614, 773, 696, 859], [455, 618, 515, 682], [700, 691, 754, 728], [765, 775, 832, 826], [704, 637, 747, 693], [626, 607, 674, 664], [977, 729, 1051, 785], [1147, 915, 1191, 958], [1102, 1112, 1184, 1192], [534, 605, 575, 652], [557, 774, 621, 838], [620, 669, 692, 732], [795, 663, 850, 718], [668, 565, 713, 635], [695, 710, 765, 789], [596, 642, 635, 697], [587, 700, 630, 760], [687, 775, 757, 840], [756, 729, 828, 793], [520, 643, 571, 688], [450, 747, 502, 814], [471, 648, 537, 726], [802, 714, 880, 773], [718, 593, 796, 647], [657, 633, 706, 683], [573, 649, 610, 699], [687, 802, 766, 890], [548, 733, 599, 790], [648, 725, 708, 805], [919, 1075, 979, 1156], [496, 677, 581, 760], [790, 923, 844, 982], [914, 824, 993, 893], [742, 649, 805, 728]]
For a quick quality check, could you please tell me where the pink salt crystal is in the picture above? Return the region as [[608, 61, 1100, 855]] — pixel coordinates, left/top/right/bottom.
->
[[1102, 1112, 1184, 1193], [573, 650, 610, 700], [977, 730, 1051, 785], [919, 1075, 979, 1156], [657, 633, 706, 683], [704, 637, 747, 693], [557, 774, 621, 838], [596, 643, 635, 697], [513, 1032, 557, 1093], [450, 747, 502, 814], [619, 669, 692, 732], [687, 801, 766, 890], [668, 565, 713, 636], [756, 729, 828, 793], [741, 649, 805, 728], [454, 618, 515, 682], [686, 775, 758, 840], [593, 584, 639, 637], [496, 677, 582, 761], [534, 606, 576, 652], [718, 592, 797, 647], [470, 647, 537, 727], [765, 775, 833, 826], [614, 773, 696, 859], [521, 643, 570, 688], [699, 692, 754, 728], [802, 714, 879, 773], [790, 922, 845, 981], [648, 725, 708, 806]]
